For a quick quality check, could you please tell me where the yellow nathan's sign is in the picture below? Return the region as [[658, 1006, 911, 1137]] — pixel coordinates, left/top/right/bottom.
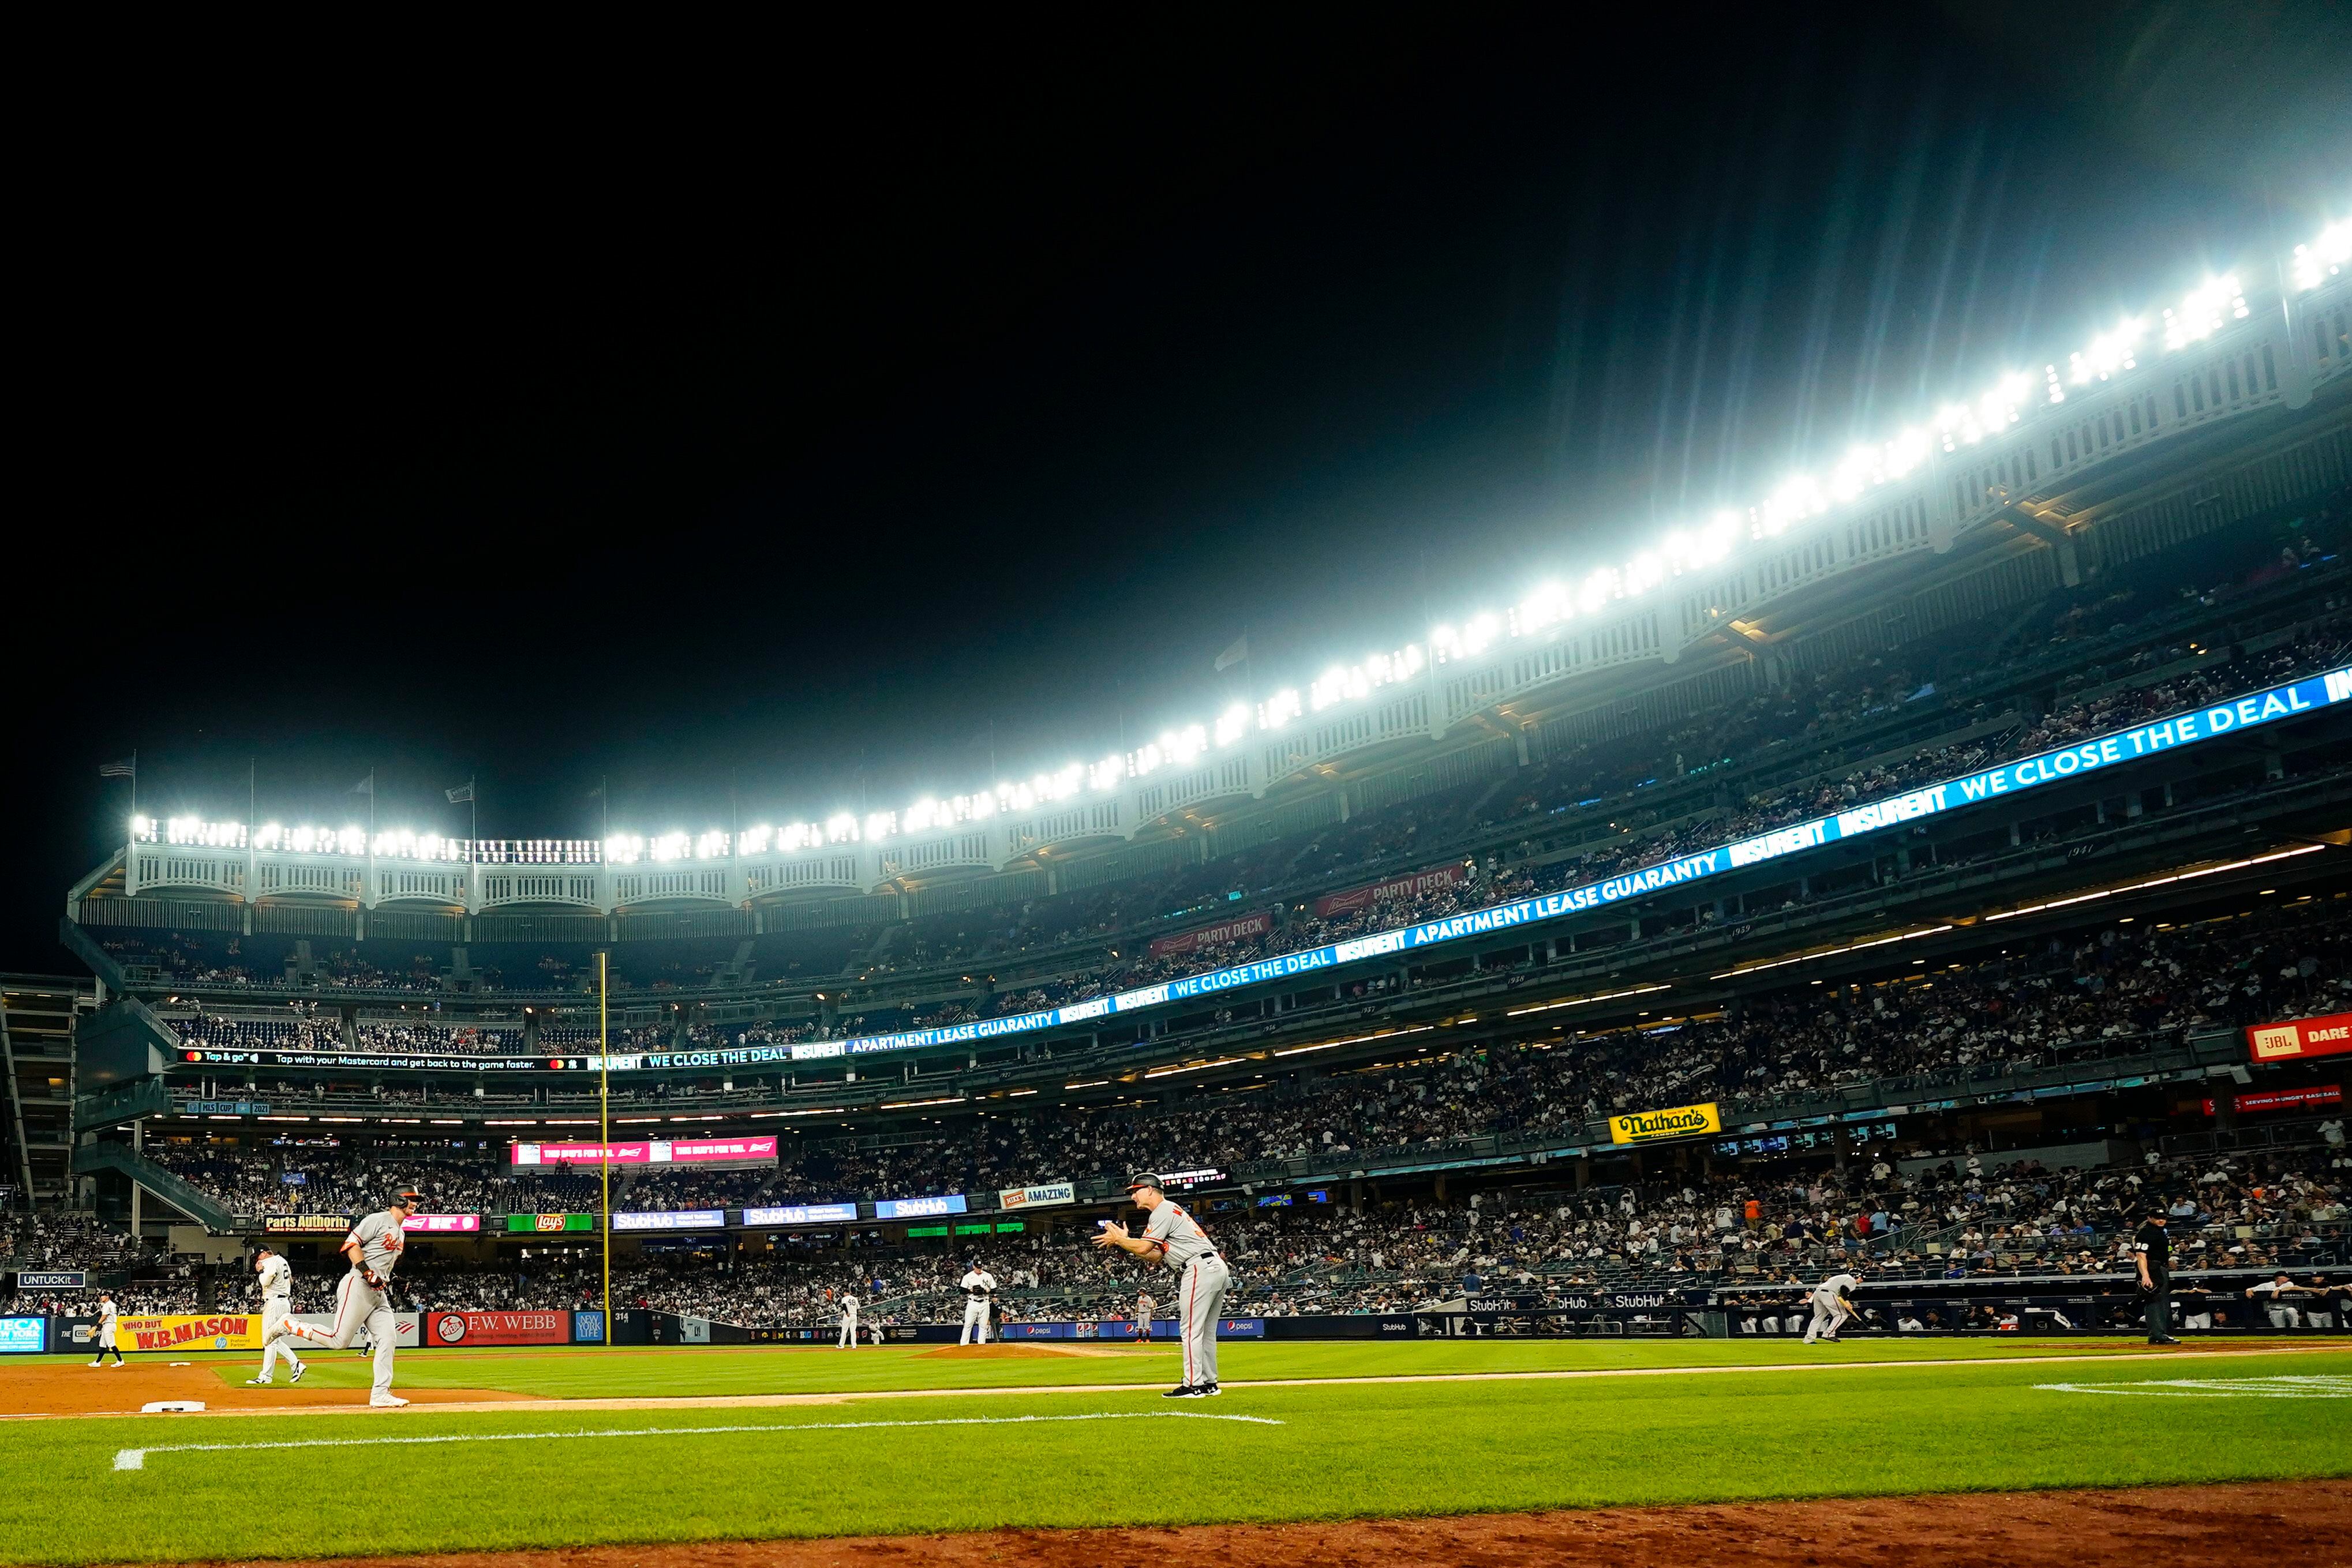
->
[[119, 1313, 262, 1352], [1609, 1101, 1721, 1145]]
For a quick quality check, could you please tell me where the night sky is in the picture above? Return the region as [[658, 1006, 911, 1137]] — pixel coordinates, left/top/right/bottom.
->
[[10, 5, 2347, 971]]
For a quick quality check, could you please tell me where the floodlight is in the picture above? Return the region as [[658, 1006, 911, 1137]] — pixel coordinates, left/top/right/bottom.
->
[[2070, 318, 2143, 383], [2292, 221, 2349, 290], [2163, 275, 2244, 351]]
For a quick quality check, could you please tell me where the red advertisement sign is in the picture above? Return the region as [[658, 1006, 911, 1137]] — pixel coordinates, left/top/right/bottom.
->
[[1312, 861, 1469, 919], [427, 1310, 570, 1346], [2246, 1012, 2352, 1063], [400, 1213, 480, 1233], [1146, 910, 1272, 959], [2201, 1083, 2342, 1116], [510, 1135, 778, 1167]]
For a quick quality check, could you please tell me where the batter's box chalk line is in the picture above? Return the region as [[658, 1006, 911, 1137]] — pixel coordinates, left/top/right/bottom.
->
[[111, 1408, 1282, 1471], [2036, 1374, 2352, 1399]]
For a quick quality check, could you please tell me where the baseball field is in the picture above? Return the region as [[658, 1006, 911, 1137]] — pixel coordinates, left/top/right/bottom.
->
[[1, 1337, 2346, 1566]]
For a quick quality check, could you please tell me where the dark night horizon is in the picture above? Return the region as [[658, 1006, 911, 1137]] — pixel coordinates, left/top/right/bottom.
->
[[12, 5, 2349, 971]]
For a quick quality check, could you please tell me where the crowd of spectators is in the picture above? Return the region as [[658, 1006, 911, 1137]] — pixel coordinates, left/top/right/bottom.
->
[[120, 892, 2352, 1237], [16, 1098, 2348, 1323]]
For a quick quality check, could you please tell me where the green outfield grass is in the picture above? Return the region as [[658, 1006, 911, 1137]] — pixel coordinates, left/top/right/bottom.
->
[[192, 1333, 2309, 1399], [0, 1341, 2344, 1565]]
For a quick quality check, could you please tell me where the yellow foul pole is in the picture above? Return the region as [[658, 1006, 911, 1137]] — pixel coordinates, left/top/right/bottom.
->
[[599, 948, 611, 1344]]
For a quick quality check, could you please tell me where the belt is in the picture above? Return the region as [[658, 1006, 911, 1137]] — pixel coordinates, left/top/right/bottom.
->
[[1185, 1251, 1219, 1263]]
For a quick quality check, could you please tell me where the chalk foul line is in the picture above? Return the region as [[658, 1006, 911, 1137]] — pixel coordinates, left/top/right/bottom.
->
[[2035, 1374, 2352, 1400], [110, 1408, 1282, 1471]]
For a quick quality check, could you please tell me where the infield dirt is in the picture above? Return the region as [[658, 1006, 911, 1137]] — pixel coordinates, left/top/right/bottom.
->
[[114, 1479, 2352, 1567], [0, 1361, 525, 1418]]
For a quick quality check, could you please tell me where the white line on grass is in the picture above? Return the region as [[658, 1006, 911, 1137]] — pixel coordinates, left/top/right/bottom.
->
[[2035, 1374, 2352, 1399], [110, 1408, 1281, 1471]]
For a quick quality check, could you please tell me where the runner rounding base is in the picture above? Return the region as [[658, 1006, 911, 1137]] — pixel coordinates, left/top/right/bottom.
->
[[278, 1188, 418, 1406]]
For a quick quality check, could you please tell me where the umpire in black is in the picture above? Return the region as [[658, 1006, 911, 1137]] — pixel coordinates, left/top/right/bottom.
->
[[2133, 1205, 2181, 1344]]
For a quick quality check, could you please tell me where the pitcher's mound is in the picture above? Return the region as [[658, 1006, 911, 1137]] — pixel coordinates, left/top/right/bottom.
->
[[916, 1344, 1078, 1359]]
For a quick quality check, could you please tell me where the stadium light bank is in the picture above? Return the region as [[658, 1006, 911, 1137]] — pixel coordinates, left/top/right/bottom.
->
[[129, 216, 2349, 868]]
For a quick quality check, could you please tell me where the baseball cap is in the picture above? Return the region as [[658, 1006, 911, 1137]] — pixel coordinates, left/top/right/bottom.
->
[[391, 1188, 426, 1209], [1125, 1172, 1163, 1192]]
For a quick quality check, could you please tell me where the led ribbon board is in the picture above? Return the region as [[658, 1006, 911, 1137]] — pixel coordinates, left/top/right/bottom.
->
[[229, 666, 2347, 1079], [508, 1136, 778, 1166], [741, 1202, 859, 1226], [770, 666, 2345, 1058]]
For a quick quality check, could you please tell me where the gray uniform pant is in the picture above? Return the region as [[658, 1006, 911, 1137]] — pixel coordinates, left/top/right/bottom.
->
[[260, 1298, 305, 1378], [1804, 1299, 1848, 1343], [1175, 1254, 1233, 1387], [286, 1270, 396, 1398]]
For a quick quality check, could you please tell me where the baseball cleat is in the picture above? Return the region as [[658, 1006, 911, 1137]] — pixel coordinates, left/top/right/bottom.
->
[[369, 1394, 410, 1408], [88, 1361, 101, 1368], [1199, 1382, 1223, 1396], [1162, 1383, 1202, 1398], [245, 1378, 272, 1386], [289, 1364, 306, 1383]]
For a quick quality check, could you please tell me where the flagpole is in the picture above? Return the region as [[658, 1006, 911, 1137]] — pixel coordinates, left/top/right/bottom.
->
[[599, 948, 611, 1344]]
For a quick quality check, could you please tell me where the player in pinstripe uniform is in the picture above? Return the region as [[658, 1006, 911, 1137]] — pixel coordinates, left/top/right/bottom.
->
[[1092, 1173, 1231, 1397], [245, 1245, 308, 1385]]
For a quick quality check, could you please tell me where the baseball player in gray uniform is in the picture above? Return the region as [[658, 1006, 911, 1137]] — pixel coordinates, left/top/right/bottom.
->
[[246, 1245, 308, 1385], [277, 1189, 417, 1407], [1093, 1173, 1230, 1397]]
